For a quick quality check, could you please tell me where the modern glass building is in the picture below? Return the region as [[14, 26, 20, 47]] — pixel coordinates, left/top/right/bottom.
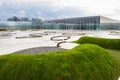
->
[[0, 16, 120, 30], [32, 16, 120, 30], [0, 21, 32, 29], [44, 16, 120, 30]]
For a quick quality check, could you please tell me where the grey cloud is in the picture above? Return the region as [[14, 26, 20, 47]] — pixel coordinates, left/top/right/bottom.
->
[[0, 1, 88, 20]]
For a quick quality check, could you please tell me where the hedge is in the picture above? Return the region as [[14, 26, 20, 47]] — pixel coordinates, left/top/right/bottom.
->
[[77, 36, 120, 50], [0, 44, 119, 80], [0, 28, 7, 31]]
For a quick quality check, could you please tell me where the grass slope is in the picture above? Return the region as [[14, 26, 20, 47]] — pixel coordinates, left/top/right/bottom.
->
[[107, 49, 120, 80], [107, 49, 120, 60], [77, 36, 120, 50], [0, 44, 119, 80]]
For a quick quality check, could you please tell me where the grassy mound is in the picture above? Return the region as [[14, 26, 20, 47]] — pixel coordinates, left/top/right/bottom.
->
[[77, 36, 120, 50], [0, 44, 119, 80]]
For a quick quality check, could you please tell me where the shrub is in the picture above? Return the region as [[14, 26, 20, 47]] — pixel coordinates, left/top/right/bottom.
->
[[77, 36, 120, 50], [0, 28, 7, 31], [0, 44, 119, 80]]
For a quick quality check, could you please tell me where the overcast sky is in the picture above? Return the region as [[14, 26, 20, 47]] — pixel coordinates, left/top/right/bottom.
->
[[0, 0, 120, 20]]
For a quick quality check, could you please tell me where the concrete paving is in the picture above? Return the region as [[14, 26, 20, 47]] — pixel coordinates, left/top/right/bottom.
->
[[0, 30, 120, 55]]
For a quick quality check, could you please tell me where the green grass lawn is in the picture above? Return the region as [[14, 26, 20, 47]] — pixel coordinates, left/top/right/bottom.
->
[[107, 49, 120, 80], [73, 36, 120, 80], [77, 36, 120, 50], [0, 44, 119, 80], [107, 49, 120, 61]]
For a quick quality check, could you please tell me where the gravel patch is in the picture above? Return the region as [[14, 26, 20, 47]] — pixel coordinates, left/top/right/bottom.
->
[[13, 47, 65, 54]]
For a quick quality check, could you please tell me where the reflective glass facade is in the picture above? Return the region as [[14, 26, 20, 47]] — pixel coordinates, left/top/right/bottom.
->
[[0, 21, 32, 29], [100, 23, 120, 30], [31, 16, 101, 30], [0, 16, 120, 30]]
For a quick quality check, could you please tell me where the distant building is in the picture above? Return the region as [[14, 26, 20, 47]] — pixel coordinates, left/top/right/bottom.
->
[[21, 17, 30, 21], [45, 16, 120, 30], [32, 18, 42, 29], [0, 21, 31, 29], [7, 16, 21, 21], [1, 16, 120, 30]]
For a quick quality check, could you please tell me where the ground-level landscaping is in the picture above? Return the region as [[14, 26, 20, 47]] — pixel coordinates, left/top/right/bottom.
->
[[75, 36, 120, 80], [107, 49, 120, 80], [0, 44, 119, 80], [107, 49, 120, 61], [77, 36, 120, 50]]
